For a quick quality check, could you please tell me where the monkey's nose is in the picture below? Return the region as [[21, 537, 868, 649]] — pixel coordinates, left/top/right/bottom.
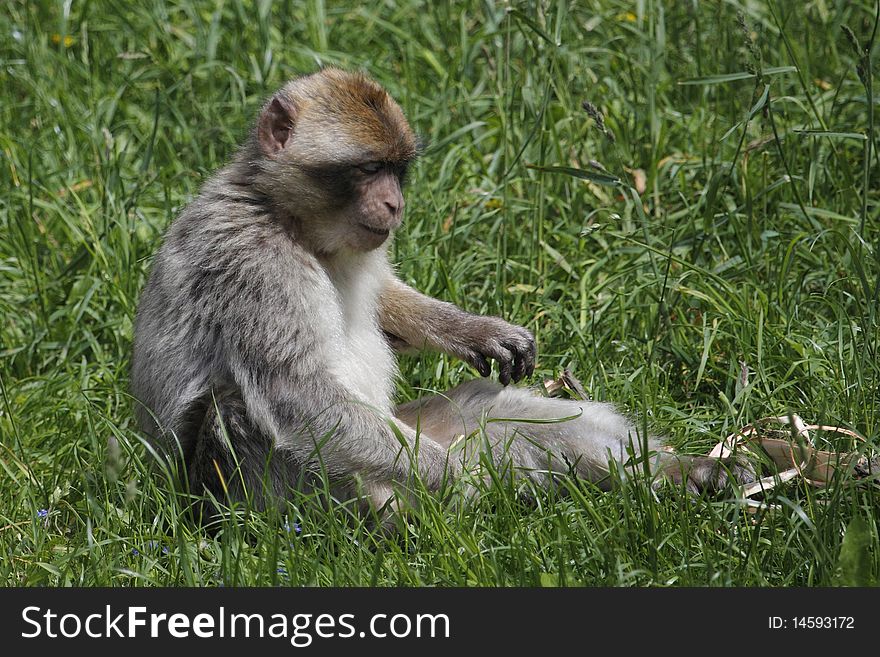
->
[[384, 200, 401, 217]]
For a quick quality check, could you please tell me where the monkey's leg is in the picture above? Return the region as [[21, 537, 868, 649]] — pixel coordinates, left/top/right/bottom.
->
[[187, 395, 304, 513], [186, 396, 426, 518], [396, 379, 752, 492]]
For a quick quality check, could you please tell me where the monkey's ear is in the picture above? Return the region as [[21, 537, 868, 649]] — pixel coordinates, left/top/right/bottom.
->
[[257, 95, 297, 156]]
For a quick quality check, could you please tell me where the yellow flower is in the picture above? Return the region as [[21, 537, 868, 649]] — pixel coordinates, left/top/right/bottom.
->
[[51, 34, 75, 47], [615, 12, 637, 22]]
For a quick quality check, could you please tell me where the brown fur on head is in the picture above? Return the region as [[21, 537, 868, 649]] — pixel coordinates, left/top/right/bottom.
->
[[248, 68, 419, 254]]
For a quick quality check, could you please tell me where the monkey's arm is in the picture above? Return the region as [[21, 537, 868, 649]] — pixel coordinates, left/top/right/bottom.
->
[[379, 276, 536, 385]]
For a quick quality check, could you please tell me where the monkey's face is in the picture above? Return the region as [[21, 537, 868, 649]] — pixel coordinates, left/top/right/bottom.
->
[[254, 69, 419, 254], [281, 153, 411, 254], [342, 162, 406, 251]]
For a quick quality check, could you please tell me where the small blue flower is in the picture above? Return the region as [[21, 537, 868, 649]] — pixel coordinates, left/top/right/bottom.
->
[[277, 566, 287, 575], [146, 540, 158, 550], [131, 548, 139, 556], [283, 519, 302, 534], [37, 509, 48, 518], [162, 546, 169, 554]]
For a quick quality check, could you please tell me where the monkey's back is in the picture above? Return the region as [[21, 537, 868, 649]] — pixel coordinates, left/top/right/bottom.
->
[[130, 171, 275, 457]]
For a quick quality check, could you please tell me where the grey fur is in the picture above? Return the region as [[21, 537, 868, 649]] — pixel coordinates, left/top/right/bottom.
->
[[131, 70, 747, 515]]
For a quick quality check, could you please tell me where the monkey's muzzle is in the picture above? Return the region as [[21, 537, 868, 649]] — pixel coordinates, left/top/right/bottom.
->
[[358, 223, 390, 237], [357, 222, 393, 249]]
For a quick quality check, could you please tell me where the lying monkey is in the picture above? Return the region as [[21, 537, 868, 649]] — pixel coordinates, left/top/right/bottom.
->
[[131, 68, 746, 513]]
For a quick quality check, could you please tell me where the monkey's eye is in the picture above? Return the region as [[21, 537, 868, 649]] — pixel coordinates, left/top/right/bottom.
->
[[357, 161, 383, 174]]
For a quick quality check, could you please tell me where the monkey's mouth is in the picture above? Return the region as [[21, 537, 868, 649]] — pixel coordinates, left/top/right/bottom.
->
[[358, 223, 390, 237]]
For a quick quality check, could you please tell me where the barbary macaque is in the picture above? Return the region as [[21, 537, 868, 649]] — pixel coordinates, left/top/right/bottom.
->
[[130, 68, 747, 515]]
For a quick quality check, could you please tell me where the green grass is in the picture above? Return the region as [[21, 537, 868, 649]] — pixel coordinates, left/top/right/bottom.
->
[[1, 0, 878, 587]]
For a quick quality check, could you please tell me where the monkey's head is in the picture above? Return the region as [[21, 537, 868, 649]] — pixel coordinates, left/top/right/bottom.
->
[[252, 68, 419, 254]]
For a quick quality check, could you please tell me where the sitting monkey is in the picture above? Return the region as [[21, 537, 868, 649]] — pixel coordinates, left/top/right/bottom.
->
[[131, 68, 745, 513]]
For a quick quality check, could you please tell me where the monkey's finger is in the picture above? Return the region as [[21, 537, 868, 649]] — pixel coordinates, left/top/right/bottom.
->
[[523, 336, 537, 376], [518, 339, 536, 381], [518, 354, 531, 381], [506, 343, 527, 383], [503, 335, 535, 383], [498, 353, 514, 386], [470, 352, 491, 377]]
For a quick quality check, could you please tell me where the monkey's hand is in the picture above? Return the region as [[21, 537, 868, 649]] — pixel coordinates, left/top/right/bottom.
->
[[378, 277, 536, 384], [455, 317, 536, 386], [389, 418, 463, 491]]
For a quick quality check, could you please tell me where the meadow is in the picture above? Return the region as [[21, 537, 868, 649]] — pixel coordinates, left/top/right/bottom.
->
[[1, 0, 878, 586]]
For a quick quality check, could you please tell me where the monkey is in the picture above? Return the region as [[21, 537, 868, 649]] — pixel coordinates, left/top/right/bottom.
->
[[130, 68, 750, 518]]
